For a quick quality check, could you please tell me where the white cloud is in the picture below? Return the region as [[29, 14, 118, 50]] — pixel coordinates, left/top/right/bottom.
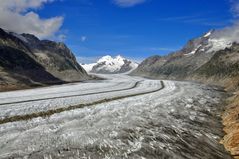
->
[[213, 21, 239, 43], [211, 0, 239, 43], [0, 0, 64, 39], [81, 36, 87, 42], [113, 0, 146, 7]]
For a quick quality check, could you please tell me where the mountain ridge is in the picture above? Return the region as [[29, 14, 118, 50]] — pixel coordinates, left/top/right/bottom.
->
[[0, 28, 89, 91], [82, 55, 138, 74], [132, 30, 239, 90]]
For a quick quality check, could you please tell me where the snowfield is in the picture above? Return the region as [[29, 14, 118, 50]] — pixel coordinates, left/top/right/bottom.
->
[[0, 74, 231, 159]]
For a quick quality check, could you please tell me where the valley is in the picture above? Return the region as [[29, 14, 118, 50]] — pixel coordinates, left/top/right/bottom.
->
[[0, 74, 231, 159]]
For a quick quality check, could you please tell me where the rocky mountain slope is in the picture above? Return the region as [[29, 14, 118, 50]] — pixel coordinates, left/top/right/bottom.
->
[[0, 28, 89, 91], [192, 43, 239, 89], [82, 55, 138, 74], [132, 30, 238, 88]]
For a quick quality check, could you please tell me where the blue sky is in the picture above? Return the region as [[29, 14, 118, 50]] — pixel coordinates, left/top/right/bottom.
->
[[0, 0, 235, 63]]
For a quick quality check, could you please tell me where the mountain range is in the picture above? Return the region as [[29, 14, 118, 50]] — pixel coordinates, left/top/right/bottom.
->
[[1, 27, 239, 92], [0, 28, 89, 91], [132, 30, 239, 91], [81, 55, 138, 74]]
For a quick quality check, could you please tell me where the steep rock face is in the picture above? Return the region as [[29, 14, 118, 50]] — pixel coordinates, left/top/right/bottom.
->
[[82, 55, 138, 74], [0, 28, 62, 89], [134, 55, 167, 78], [0, 28, 32, 57], [132, 30, 234, 81], [0, 28, 89, 90], [0, 46, 62, 85], [21, 34, 88, 82], [191, 43, 239, 89]]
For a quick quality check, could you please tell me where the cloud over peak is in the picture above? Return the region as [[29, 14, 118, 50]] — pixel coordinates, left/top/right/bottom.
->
[[0, 0, 64, 39], [113, 0, 147, 7], [211, 0, 239, 43]]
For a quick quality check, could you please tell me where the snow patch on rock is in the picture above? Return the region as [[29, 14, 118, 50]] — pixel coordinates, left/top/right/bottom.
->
[[206, 38, 232, 53]]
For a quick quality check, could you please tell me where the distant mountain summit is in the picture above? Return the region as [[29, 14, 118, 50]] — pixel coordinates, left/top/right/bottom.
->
[[82, 55, 138, 74], [0, 28, 89, 91]]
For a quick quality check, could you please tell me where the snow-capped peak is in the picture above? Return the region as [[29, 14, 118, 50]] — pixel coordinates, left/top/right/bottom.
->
[[205, 30, 232, 53], [98, 55, 125, 63], [184, 29, 232, 56], [116, 55, 124, 60], [97, 55, 114, 63], [203, 31, 212, 38], [81, 55, 138, 74]]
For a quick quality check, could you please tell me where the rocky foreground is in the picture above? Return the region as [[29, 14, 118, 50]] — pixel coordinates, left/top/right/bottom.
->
[[221, 90, 239, 158]]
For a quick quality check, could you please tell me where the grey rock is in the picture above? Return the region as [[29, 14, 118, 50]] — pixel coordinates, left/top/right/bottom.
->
[[0, 28, 89, 91]]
